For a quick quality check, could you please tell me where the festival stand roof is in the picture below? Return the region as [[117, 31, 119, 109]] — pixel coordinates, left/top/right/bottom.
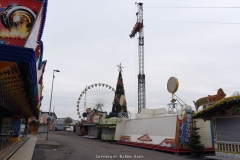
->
[[192, 96, 240, 119], [0, 44, 39, 118], [0, 0, 49, 118]]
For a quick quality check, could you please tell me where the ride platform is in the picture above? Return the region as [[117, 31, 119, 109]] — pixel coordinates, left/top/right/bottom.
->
[[116, 141, 215, 154]]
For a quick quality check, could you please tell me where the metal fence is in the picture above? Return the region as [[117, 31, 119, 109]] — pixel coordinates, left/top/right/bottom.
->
[[118, 111, 135, 119], [0, 130, 13, 150]]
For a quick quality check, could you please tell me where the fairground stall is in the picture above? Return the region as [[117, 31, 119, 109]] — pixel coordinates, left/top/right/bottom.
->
[[76, 64, 128, 140], [115, 107, 214, 154], [0, 0, 48, 143], [115, 77, 215, 154], [78, 108, 108, 138], [193, 93, 240, 159], [97, 117, 122, 140]]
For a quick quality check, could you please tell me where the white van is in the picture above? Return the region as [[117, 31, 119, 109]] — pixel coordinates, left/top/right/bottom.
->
[[66, 126, 73, 131]]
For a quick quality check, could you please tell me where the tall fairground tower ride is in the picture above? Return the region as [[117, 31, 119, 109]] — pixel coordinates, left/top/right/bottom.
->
[[129, 2, 145, 113]]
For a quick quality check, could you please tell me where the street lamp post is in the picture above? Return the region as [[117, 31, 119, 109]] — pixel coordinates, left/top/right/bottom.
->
[[46, 69, 60, 140]]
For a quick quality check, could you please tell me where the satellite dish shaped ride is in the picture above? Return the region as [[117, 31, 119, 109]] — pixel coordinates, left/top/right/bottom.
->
[[167, 77, 179, 102], [167, 77, 179, 93]]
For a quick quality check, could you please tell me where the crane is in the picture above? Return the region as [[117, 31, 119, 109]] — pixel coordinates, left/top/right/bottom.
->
[[129, 2, 145, 113]]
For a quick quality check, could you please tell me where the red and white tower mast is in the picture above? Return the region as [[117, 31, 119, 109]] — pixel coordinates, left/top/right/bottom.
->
[[129, 2, 145, 113]]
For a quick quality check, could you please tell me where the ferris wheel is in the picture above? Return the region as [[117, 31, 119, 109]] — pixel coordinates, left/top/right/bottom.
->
[[76, 83, 115, 119]]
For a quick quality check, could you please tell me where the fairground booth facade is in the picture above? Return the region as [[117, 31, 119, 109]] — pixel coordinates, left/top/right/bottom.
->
[[0, 0, 48, 142], [192, 89, 240, 159]]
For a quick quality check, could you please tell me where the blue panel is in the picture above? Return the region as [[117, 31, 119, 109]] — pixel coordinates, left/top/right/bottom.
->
[[210, 121, 214, 146], [38, 40, 44, 70]]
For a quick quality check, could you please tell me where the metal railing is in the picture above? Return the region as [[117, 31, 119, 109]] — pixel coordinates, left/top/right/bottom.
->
[[217, 141, 240, 153], [0, 130, 13, 150]]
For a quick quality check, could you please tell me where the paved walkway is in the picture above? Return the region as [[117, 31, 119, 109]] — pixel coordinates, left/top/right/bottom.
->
[[0, 134, 60, 160], [0, 131, 218, 160], [8, 137, 37, 160], [0, 136, 31, 160], [33, 131, 212, 160]]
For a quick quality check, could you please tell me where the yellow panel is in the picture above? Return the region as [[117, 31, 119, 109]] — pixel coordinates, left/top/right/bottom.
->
[[0, 61, 16, 70], [10, 137, 20, 142]]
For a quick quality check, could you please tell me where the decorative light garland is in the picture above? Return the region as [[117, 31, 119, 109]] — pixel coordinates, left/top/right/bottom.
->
[[192, 96, 240, 119], [237, 107, 240, 113]]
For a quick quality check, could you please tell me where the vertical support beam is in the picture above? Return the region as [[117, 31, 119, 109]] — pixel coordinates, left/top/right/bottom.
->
[[84, 85, 87, 120], [25, 117, 28, 135], [138, 74, 145, 113], [137, 3, 145, 113]]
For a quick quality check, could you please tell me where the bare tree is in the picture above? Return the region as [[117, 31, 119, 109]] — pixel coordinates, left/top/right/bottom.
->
[[64, 117, 73, 124], [232, 91, 240, 96]]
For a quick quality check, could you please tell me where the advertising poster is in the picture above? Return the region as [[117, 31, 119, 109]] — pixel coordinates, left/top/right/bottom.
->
[[11, 120, 21, 137], [11, 112, 23, 138], [175, 110, 193, 148], [181, 113, 193, 144], [0, 0, 42, 46]]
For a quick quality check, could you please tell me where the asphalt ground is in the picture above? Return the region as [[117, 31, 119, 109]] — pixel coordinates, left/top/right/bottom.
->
[[32, 131, 212, 160]]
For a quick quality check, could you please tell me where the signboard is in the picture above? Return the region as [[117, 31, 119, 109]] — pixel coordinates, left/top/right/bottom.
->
[[10, 112, 23, 141], [181, 113, 192, 143], [93, 116, 100, 123], [120, 136, 131, 142], [137, 134, 152, 141], [167, 77, 179, 93], [0, 0, 42, 46], [11, 120, 21, 137], [86, 108, 92, 113], [159, 139, 175, 148], [175, 109, 193, 148], [194, 88, 226, 110]]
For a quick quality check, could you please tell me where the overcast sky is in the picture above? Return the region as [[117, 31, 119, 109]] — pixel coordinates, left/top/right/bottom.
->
[[40, 0, 240, 120]]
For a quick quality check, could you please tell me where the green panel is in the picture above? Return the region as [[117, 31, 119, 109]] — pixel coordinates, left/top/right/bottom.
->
[[101, 134, 115, 140]]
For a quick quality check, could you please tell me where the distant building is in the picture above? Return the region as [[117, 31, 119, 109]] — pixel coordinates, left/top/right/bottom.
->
[[53, 118, 78, 131], [54, 118, 65, 124], [39, 111, 57, 124], [38, 111, 57, 133], [54, 118, 65, 131]]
